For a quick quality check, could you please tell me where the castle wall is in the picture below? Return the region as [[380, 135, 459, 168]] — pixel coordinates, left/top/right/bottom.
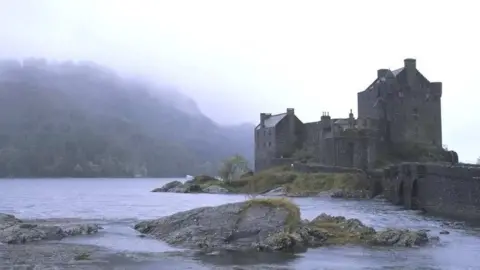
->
[[275, 114, 304, 158], [303, 121, 321, 162], [382, 162, 480, 222], [254, 126, 276, 171]]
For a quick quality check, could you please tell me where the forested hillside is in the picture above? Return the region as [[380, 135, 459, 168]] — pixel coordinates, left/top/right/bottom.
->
[[0, 59, 254, 178]]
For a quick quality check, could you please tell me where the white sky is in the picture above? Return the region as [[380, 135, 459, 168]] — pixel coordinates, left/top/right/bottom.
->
[[0, 0, 478, 162]]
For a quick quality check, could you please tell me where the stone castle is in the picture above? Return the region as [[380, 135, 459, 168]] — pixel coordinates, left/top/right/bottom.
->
[[255, 58, 446, 171]]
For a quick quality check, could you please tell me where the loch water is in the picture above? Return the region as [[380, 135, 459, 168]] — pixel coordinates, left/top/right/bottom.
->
[[1, 178, 480, 270]]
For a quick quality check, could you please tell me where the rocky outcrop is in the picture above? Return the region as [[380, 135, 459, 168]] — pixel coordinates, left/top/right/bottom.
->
[[134, 199, 438, 253], [151, 178, 231, 194], [202, 185, 230, 194], [0, 213, 102, 244], [151, 180, 182, 192]]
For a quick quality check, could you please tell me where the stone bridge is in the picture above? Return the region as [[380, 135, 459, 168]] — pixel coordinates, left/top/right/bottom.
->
[[381, 162, 480, 222]]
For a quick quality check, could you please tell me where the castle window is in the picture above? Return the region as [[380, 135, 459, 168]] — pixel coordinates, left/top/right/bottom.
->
[[268, 142, 272, 147], [268, 129, 272, 136]]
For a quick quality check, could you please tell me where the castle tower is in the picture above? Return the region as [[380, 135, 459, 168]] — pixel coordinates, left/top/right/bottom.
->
[[348, 109, 355, 128]]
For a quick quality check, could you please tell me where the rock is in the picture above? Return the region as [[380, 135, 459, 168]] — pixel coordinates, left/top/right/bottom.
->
[[0, 214, 21, 230], [151, 180, 183, 192], [134, 200, 437, 253], [134, 198, 304, 252], [262, 186, 287, 196], [370, 229, 429, 247], [202, 185, 230, 194], [0, 213, 102, 244], [169, 186, 188, 193], [187, 175, 217, 185], [307, 213, 376, 245], [330, 189, 368, 199], [184, 184, 202, 193], [442, 221, 465, 229], [163, 183, 202, 193], [439, 230, 450, 235]]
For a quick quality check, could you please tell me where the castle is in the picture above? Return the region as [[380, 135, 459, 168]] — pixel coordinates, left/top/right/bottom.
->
[[254, 58, 445, 171]]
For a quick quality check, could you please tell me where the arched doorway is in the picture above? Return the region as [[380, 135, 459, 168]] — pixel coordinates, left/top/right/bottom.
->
[[411, 179, 419, 210], [398, 181, 404, 205]]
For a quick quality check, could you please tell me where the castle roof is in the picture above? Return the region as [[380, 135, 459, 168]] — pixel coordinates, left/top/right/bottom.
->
[[255, 113, 286, 130], [391, 67, 404, 76]]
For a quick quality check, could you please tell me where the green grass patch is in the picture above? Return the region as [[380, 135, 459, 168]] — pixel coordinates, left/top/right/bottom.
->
[[286, 172, 367, 195], [242, 197, 301, 232], [237, 166, 368, 195], [74, 252, 91, 261], [308, 215, 375, 245]]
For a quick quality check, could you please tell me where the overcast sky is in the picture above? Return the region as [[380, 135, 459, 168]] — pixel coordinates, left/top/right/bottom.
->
[[0, 0, 478, 162]]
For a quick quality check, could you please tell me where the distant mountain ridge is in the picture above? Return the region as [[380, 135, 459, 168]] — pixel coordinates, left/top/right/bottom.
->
[[0, 58, 254, 177]]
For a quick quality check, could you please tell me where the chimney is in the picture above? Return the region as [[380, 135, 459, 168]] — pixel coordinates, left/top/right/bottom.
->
[[404, 58, 416, 70], [260, 113, 269, 127], [377, 69, 389, 79], [286, 108, 295, 115]]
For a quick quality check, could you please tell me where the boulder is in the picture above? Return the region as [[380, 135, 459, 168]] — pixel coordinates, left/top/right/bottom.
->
[[0, 213, 102, 244], [202, 185, 230, 194], [134, 198, 303, 252], [262, 186, 287, 196], [187, 175, 217, 185], [134, 199, 437, 253], [151, 180, 183, 192], [369, 229, 429, 247]]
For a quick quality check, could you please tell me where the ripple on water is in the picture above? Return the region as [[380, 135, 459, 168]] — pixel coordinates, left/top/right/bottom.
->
[[1, 178, 480, 269]]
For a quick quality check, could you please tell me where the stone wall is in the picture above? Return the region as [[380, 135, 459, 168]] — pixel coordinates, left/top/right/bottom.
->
[[382, 162, 480, 222]]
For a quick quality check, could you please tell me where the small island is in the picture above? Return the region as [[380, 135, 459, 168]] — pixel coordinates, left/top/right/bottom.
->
[[152, 164, 372, 199], [135, 197, 438, 253]]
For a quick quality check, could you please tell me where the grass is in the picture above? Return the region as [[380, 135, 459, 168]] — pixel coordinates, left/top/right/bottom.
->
[[74, 252, 91, 261], [185, 175, 243, 193], [236, 166, 368, 196], [242, 197, 301, 232], [286, 172, 367, 195], [308, 215, 376, 245], [187, 166, 369, 196]]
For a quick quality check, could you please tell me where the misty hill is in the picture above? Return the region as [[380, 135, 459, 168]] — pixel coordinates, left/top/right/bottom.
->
[[0, 58, 254, 178]]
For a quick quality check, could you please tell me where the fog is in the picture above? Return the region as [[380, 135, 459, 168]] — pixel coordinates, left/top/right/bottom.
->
[[0, 0, 478, 162]]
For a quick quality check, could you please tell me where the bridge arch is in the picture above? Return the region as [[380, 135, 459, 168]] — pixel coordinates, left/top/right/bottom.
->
[[411, 179, 419, 210]]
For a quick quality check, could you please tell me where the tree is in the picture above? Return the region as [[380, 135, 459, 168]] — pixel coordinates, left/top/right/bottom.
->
[[477, 157, 480, 165], [218, 154, 250, 182]]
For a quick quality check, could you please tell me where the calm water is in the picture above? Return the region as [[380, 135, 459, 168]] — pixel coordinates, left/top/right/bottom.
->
[[1, 178, 480, 270]]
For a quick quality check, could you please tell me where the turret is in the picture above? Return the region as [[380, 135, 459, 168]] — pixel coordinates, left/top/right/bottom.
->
[[430, 82, 442, 98], [348, 109, 355, 128]]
